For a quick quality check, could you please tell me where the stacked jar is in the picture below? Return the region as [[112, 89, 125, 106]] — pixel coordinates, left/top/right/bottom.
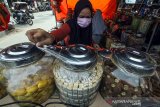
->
[[0, 43, 55, 106]]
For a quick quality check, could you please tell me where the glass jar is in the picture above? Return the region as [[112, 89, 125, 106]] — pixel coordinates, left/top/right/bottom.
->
[[150, 70, 160, 102], [149, 57, 160, 102], [0, 64, 7, 99], [0, 43, 55, 106], [131, 16, 141, 32], [138, 19, 153, 35], [100, 60, 144, 99], [127, 33, 145, 47], [53, 59, 103, 107], [0, 83, 7, 99], [110, 42, 126, 50], [43, 44, 104, 107], [100, 48, 156, 101]]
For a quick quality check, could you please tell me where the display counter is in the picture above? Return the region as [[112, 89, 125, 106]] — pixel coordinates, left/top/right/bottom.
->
[[0, 92, 111, 107]]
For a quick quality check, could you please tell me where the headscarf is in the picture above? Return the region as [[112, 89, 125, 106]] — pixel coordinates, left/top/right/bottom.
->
[[66, 0, 93, 45]]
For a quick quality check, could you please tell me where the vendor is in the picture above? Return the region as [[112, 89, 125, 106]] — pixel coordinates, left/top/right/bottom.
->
[[26, 0, 106, 47]]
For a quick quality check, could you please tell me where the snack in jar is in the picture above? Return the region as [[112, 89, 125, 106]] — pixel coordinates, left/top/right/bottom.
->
[[0, 42, 55, 106], [0, 64, 7, 99], [127, 33, 145, 47], [38, 44, 104, 107], [0, 83, 7, 99], [100, 48, 157, 102], [53, 59, 103, 107], [150, 68, 160, 102], [149, 54, 160, 103]]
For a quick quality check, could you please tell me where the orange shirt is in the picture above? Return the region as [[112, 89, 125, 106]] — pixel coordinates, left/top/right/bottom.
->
[[0, 3, 10, 31], [0, 14, 7, 30]]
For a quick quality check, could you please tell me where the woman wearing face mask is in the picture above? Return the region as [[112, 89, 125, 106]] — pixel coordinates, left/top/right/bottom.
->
[[26, 0, 93, 47]]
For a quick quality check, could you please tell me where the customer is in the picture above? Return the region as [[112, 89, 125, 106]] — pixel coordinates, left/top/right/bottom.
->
[[26, 0, 96, 47]]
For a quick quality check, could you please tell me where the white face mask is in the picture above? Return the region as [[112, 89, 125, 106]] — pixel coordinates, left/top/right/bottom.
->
[[77, 17, 92, 28]]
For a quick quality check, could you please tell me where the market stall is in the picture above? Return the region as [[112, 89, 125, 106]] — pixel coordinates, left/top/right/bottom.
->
[[0, 0, 160, 107]]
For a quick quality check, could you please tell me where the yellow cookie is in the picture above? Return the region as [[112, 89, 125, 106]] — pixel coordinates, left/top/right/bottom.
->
[[25, 96, 34, 101], [26, 85, 38, 93], [25, 92, 32, 97], [38, 80, 48, 89], [17, 96, 26, 101], [12, 88, 26, 96]]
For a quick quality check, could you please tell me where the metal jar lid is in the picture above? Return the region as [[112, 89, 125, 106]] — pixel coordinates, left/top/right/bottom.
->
[[111, 42, 126, 49], [0, 42, 45, 68], [37, 44, 97, 70], [111, 47, 157, 77], [61, 44, 97, 70]]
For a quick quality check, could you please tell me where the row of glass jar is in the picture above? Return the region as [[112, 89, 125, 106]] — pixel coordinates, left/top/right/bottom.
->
[[0, 43, 103, 107], [0, 42, 160, 107]]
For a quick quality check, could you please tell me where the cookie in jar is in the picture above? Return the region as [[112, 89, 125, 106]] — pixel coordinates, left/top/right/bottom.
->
[[0, 64, 7, 99], [0, 43, 55, 106], [100, 48, 156, 102]]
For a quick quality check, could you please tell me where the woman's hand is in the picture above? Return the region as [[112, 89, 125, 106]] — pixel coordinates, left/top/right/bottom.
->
[[26, 28, 55, 47]]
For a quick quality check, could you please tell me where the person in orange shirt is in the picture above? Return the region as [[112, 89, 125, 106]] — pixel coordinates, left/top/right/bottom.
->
[[0, 3, 10, 31], [0, 14, 7, 30]]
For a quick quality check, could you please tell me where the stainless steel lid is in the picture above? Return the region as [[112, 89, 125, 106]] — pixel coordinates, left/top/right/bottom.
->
[[57, 44, 97, 70], [111, 47, 157, 77], [38, 44, 97, 70], [135, 33, 144, 38], [0, 42, 45, 68]]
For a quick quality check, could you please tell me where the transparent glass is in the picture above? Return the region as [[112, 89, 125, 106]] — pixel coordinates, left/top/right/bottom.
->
[[0, 83, 7, 99], [1, 56, 55, 106], [53, 59, 103, 107], [0, 65, 7, 99], [100, 59, 149, 99]]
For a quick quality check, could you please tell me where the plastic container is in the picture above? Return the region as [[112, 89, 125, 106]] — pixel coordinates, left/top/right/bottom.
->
[[0, 43, 55, 106]]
